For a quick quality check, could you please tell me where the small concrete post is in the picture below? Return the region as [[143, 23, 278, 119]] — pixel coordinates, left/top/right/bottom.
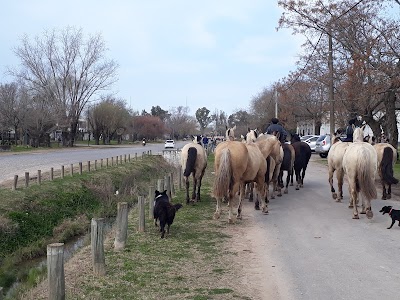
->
[[101, 158, 103, 168], [50, 167, 54, 181], [25, 172, 29, 188], [138, 196, 145, 232], [114, 202, 128, 251], [47, 243, 65, 300], [111, 157, 114, 166], [124, 154, 127, 163], [87, 161, 91, 173], [12, 175, 18, 191], [120, 155, 122, 164], [128, 154, 131, 161], [37, 170, 41, 185], [91, 218, 106, 276], [94, 160, 97, 171], [61, 166, 65, 179], [106, 158, 109, 168], [79, 162, 83, 175], [70, 164, 74, 177], [135, 153, 137, 160]]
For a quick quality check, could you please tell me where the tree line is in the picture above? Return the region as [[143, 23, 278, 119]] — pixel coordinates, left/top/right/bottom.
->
[[1, 1, 400, 147]]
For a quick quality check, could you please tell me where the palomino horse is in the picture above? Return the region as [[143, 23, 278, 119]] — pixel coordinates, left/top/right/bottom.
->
[[327, 135, 351, 202], [290, 134, 312, 190], [342, 126, 377, 219], [372, 143, 398, 199], [249, 131, 283, 208], [213, 139, 267, 223], [180, 136, 207, 204], [225, 125, 236, 141]]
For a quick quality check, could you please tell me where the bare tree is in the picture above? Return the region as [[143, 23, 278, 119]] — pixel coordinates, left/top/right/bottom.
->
[[167, 106, 198, 139], [10, 27, 118, 146]]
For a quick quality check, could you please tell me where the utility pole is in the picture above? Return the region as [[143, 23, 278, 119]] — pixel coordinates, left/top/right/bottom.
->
[[328, 27, 335, 137]]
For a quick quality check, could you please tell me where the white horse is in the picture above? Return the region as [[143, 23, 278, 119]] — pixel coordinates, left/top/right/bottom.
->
[[342, 126, 377, 219]]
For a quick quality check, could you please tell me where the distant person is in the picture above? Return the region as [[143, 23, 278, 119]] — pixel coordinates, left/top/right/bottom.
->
[[265, 117, 288, 143], [342, 118, 357, 142], [202, 136, 209, 149]]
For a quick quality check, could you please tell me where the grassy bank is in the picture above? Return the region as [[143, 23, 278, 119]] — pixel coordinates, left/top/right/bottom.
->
[[0, 155, 175, 297], [21, 153, 256, 300]]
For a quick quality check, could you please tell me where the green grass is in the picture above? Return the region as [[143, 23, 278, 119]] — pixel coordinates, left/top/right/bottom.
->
[[0, 155, 175, 297]]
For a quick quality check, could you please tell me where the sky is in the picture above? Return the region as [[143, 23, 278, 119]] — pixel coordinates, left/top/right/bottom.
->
[[0, 0, 304, 117]]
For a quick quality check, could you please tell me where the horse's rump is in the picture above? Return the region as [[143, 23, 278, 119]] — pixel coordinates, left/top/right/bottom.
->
[[343, 143, 377, 200], [380, 146, 399, 185]]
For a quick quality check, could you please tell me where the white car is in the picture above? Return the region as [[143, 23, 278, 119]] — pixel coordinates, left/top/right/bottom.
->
[[164, 140, 175, 149], [302, 135, 320, 152]]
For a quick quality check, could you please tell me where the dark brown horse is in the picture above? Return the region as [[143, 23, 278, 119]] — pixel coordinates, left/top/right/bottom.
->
[[290, 134, 312, 190]]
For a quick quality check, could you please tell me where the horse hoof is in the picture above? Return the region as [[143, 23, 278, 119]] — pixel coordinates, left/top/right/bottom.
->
[[213, 212, 220, 220], [284, 190, 288, 194], [387, 195, 391, 199], [352, 215, 359, 219], [255, 205, 260, 210], [366, 211, 373, 219], [277, 194, 282, 197], [228, 218, 235, 224], [295, 187, 299, 190], [271, 195, 275, 199], [332, 193, 337, 199]]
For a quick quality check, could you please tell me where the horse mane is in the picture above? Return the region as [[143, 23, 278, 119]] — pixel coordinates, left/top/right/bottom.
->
[[291, 133, 301, 143], [353, 127, 365, 142]]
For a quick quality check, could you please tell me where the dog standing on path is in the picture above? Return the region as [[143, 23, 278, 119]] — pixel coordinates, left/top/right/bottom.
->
[[379, 206, 400, 229]]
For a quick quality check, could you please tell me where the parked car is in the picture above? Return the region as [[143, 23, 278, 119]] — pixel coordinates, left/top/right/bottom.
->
[[300, 134, 318, 141], [164, 140, 175, 149], [315, 134, 331, 158], [302, 135, 320, 152]]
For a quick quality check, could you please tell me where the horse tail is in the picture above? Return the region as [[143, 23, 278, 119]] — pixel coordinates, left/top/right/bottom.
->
[[183, 147, 197, 177], [357, 148, 377, 200], [381, 147, 399, 185], [213, 149, 232, 198], [265, 156, 271, 183]]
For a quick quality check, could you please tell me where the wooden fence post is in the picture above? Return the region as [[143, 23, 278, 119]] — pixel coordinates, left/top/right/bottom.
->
[[128, 154, 131, 161], [25, 172, 29, 188], [47, 243, 65, 300], [157, 179, 164, 193], [37, 170, 41, 185], [50, 167, 54, 181], [111, 157, 114, 166], [170, 172, 175, 197], [114, 202, 128, 251], [12, 175, 18, 191], [148, 185, 155, 220], [101, 158, 104, 168], [124, 154, 127, 163], [70, 164, 74, 177], [61, 166, 64, 179], [94, 160, 97, 171], [79, 162, 83, 175], [106, 158, 109, 168], [91, 218, 106, 276], [164, 174, 171, 200], [178, 166, 182, 190], [138, 196, 145, 232], [135, 153, 137, 160], [87, 161, 91, 173]]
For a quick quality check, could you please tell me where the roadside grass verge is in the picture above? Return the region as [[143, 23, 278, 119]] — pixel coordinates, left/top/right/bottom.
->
[[0, 155, 175, 297], [24, 152, 254, 300]]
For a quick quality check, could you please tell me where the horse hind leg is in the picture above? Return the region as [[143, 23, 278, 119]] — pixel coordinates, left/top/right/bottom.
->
[[329, 168, 337, 200], [191, 174, 197, 201], [387, 184, 392, 199], [336, 169, 345, 202], [349, 185, 359, 219], [184, 177, 191, 204], [213, 197, 222, 220]]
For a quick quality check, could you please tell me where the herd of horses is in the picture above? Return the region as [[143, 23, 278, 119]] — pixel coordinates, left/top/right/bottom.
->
[[179, 125, 398, 223]]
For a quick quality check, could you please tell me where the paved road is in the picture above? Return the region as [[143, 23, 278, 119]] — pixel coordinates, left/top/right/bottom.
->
[[0, 141, 187, 185], [245, 155, 400, 300]]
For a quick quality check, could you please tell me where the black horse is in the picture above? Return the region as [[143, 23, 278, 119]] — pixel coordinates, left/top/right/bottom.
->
[[290, 134, 312, 190]]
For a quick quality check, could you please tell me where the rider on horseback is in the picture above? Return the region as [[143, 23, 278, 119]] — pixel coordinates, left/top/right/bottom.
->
[[265, 117, 288, 143]]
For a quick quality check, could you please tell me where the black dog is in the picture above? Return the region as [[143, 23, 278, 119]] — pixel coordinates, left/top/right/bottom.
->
[[153, 190, 183, 238], [379, 206, 400, 229]]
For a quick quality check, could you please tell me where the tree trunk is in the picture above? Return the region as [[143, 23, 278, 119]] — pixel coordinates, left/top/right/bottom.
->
[[384, 89, 398, 149]]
